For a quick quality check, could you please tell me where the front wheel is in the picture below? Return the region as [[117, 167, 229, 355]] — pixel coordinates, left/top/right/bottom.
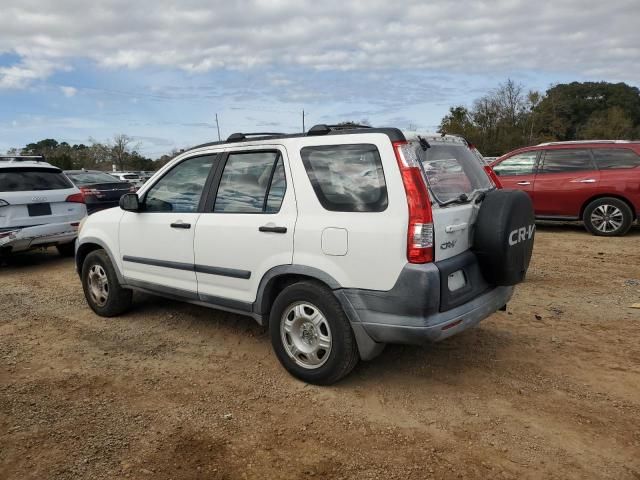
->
[[81, 249, 132, 317], [269, 281, 359, 385], [583, 197, 633, 236]]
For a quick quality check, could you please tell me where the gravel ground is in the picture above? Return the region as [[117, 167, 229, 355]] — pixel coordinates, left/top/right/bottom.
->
[[1, 224, 639, 480]]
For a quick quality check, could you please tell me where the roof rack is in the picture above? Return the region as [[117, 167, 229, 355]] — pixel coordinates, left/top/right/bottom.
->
[[0, 155, 45, 162], [226, 132, 286, 142], [307, 124, 372, 136], [537, 140, 633, 146]]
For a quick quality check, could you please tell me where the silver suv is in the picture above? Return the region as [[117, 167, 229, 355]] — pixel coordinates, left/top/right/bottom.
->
[[0, 156, 86, 257]]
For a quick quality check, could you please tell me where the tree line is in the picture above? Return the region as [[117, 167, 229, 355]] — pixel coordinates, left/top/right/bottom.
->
[[438, 80, 640, 156], [6, 134, 165, 172]]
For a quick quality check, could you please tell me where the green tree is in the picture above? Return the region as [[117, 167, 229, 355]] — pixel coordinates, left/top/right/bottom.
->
[[581, 106, 634, 139]]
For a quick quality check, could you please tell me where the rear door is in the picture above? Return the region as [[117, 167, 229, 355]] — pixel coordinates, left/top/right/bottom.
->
[[0, 166, 84, 230], [417, 140, 495, 261], [193, 146, 296, 305], [591, 147, 640, 208], [491, 151, 539, 201], [533, 148, 599, 217]]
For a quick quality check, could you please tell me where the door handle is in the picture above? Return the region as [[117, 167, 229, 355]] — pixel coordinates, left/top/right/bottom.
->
[[259, 225, 287, 234], [170, 221, 191, 229], [516, 181, 531, 185]]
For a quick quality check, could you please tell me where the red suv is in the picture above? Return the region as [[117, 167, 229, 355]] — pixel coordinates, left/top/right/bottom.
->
[[491, 141, 640, 236]]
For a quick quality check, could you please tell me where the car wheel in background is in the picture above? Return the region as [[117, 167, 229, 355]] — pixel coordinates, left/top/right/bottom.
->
[[56, 241, 76, 257], [81, 249, 132, 316], [583, 197, 633, 237], [269, 281, 359, 385]]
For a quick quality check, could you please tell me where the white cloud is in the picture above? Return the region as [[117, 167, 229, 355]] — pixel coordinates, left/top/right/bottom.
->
[[0, 0, 638, 88], [0, 57, 60, 88], [60, 85, 77, 97]]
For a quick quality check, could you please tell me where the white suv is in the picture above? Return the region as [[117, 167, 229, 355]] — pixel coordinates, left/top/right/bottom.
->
[[0, 156, 86, 257], [76, 125, 535, 384]]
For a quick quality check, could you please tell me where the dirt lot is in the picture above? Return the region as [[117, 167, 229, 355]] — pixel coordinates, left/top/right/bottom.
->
[[1, 224, 639, 480]]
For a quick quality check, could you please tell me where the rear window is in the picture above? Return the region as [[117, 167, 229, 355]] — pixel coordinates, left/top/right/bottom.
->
[[418, 142, 492, 204], [540, 149, 594, 173], [123, 174, 139, 179], [592, 148, 640, 169], [66, 172, 121, 185], [213, 151, 285, 214], [300, 144, 388, 212], [0, 168, 73, 192]]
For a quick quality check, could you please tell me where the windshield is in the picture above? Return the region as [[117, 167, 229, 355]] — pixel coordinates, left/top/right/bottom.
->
[[67, 172, 121, 185], [417, 142, 493, 204]]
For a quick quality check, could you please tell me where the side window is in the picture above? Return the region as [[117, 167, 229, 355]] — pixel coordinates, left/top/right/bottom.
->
[[492, 152, 538, 176], [213, 151, 286, 213], [540, 149, 593, 173], [300, 144, 388, 212], [144, 155, 215, 212], [592, 148, 640, 169]]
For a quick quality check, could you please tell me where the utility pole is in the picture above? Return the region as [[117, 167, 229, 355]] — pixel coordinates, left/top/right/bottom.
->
[[302, 109, 306, 133], [215, 113, 221, 141]]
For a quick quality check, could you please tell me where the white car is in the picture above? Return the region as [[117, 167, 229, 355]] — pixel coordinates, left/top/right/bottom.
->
[[0, 156, 87, 256], [110, 172, 144, 189], [75, 126, 535, 384]]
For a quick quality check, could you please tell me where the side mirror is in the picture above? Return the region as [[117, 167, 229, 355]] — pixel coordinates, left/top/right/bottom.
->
[[119, 193, 141, 212]]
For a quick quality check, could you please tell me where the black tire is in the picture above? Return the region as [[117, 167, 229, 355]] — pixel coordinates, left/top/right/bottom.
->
[[81, 249, 132, 317], [583, 197, 633, 237], [269, 281, 359, 385], [56, 241, 76, 257], [473, 189, 536, 286]]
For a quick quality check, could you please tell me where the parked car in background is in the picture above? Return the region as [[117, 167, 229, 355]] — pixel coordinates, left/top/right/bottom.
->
[[64, 170, 136, 214], [75, 125, 535, 384], [0, 156, 86, 256], [110, 172, 144, 189], [492, 140, 640, 236], [138, 171, 155, 182]]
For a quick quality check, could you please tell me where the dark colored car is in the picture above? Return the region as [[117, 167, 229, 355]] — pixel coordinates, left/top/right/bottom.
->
[[64, 170, 135, 214], [491, 141, 640, 236]]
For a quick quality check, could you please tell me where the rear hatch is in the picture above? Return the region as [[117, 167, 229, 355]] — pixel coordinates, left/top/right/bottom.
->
[[86, 182, 133, 201], [0, 166, 85, 230], [66, 171, 133, 202], [405, 134, 495, 261]]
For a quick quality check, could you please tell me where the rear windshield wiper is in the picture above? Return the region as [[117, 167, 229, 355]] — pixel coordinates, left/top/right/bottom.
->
[[439, 187, 494, 206], [439, 193, 471, 206]]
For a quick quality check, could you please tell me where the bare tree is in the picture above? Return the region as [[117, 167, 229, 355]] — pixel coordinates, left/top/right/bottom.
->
[[111, 134, 138, 171]]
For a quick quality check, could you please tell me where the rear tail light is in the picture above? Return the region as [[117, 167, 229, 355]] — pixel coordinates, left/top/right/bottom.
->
[[65, 193, 85, 203], [483, 165, 503, 189], [80, 187, 99, 196], [392, 141, 434, 264]]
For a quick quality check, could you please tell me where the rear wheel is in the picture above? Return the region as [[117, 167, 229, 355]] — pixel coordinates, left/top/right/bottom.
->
[[583, 197, 633, 236], [269, 281, 359, 385], [81, 249, 132, 316], [56, 241, 76, 257]]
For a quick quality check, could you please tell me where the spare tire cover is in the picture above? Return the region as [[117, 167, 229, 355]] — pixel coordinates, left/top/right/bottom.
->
[[473, 189, 535, 286]]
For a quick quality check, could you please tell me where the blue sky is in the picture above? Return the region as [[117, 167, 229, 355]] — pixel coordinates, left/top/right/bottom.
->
[[1, 0, 638, 158]]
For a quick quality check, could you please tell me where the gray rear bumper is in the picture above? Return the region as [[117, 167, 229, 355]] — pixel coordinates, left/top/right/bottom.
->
[[341, 285, 513, 345], [335, 254, 515, 359]]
